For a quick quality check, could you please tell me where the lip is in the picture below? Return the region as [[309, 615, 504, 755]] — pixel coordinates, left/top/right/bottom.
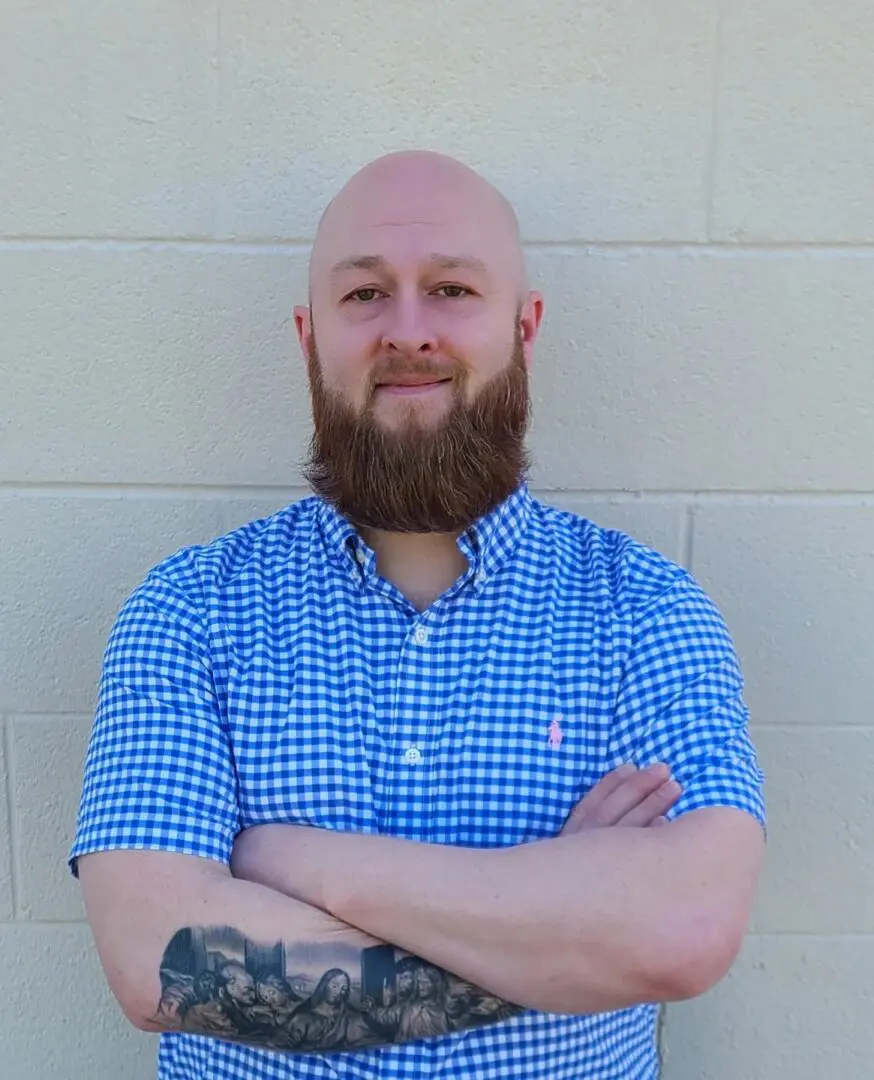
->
[[376, 378, 452, 396]]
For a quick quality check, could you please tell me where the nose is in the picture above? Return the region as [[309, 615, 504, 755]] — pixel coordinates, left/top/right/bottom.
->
[[381, 297, 438, 355]]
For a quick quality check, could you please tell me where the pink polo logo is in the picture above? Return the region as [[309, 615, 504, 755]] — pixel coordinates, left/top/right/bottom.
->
[[547, 717, 564, 750]]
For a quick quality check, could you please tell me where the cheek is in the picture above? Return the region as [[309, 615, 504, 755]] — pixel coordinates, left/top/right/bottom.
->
[[316, 352, 373, 407], [465, 337, 516, 382]]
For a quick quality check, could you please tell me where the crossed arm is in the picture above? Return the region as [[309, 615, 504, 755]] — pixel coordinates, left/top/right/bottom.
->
[[78, 763, 763, 1055], [231, 788, 763, 1014]]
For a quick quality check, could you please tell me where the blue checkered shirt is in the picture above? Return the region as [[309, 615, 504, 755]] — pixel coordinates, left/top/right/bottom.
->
[[71, 483, 765, 1080]]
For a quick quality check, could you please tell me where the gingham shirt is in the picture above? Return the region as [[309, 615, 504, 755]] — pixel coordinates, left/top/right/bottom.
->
[[71, 483, 765, 1080]]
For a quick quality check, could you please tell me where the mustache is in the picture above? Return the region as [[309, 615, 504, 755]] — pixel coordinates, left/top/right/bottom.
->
[[367, 356, 465, 390]]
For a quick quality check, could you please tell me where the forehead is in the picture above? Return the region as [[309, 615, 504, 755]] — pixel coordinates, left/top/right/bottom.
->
[[319, 223, 507, 281], [311, 183, 520, 292]]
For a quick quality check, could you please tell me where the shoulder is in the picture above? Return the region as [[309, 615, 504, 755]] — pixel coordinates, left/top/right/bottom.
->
[[132, 497, 322, 607], [529, 498, 697, 621]]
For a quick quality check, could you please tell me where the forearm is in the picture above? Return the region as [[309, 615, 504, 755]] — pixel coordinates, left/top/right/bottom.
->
[[237, 829, 650, 1013], [235, 813, 760, 1014], [328, 830, 690, 1013], [78, 850, 522, 1055]]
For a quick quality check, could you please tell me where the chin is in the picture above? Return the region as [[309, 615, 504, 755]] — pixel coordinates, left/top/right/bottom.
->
[[376, 402, 450, 432]]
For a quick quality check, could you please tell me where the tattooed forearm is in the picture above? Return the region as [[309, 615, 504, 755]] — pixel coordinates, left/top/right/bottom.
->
[[149, 925, 523, 1053]]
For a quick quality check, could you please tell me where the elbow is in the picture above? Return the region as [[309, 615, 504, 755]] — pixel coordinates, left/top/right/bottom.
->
[[100, 971, 162, 1034], [534, 917, 746, 1015], [115, 983, 156, 1032], [649, 909, 748, 1002]]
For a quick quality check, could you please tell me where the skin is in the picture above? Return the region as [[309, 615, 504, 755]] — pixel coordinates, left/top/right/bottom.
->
[[293, 150, 545, 604]]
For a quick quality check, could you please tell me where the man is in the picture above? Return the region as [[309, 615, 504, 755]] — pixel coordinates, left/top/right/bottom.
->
[[70, 150, 765, 1079]]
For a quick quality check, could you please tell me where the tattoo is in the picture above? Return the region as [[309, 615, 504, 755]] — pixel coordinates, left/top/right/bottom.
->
[[150, 926, 523, 1053]]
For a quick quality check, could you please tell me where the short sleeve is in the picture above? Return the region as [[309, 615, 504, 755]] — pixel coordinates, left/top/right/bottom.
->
[[611, 573, 766, 829], [69, 561, 239, 876]]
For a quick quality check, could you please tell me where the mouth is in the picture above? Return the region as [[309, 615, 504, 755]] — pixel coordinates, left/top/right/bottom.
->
[[375, 377, 453, 397]]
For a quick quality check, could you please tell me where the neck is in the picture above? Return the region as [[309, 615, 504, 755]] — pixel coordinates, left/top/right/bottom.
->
[[359, 527, 469, 611]]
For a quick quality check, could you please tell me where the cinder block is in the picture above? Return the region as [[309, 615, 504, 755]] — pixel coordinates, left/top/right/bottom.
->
[[690, 507, 874, 726], [538, 494, 684, 564], [219, 490, 306, 535], [0, 496, 226, 712], [662, 934, 874, 1080], [215, 0, 714, 241], [527, 250, 874, 491], [0, 5, 218, 238], [0, 724, 14, 919], [750, 727, 874, 934], [0, 924, 155, 1079], [11, 717, 93, 921], [713, 1, 874, 241], [1, 247, 310, 484]]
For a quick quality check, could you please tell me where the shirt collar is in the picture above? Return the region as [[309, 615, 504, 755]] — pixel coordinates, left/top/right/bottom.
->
[[313, 481, 534, 582], [457, 481, 534, 582]]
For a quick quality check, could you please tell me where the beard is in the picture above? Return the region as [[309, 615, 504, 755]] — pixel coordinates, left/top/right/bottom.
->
[[303, 326, 531, 533]]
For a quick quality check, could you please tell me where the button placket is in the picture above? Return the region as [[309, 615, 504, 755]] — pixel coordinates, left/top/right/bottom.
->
[[403, 623, 430, 763], [381, 619, 438, 833]]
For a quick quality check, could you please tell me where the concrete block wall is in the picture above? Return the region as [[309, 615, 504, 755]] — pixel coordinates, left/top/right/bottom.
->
[[2, 2, 871, 1076]]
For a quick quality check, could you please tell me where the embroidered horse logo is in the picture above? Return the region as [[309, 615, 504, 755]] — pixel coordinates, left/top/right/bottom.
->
[[547, 717, 564, 750]]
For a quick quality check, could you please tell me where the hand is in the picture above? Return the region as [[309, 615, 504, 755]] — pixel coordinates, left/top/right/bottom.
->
[[560, 763, 681, 836]]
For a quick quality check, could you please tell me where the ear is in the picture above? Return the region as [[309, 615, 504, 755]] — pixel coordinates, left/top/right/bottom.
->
[[518, 291, 545, 369], [293, 305, 313, 359]]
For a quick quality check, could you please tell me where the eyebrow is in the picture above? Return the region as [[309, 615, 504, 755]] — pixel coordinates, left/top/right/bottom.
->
[[328, 253, 491, 278]]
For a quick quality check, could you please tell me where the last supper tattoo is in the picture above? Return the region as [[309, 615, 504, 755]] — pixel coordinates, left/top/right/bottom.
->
[[150, 926, 523, 1053]]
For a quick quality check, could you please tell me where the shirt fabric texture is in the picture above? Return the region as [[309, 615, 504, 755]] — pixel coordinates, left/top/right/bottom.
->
[[70, 483, 766, 1080]]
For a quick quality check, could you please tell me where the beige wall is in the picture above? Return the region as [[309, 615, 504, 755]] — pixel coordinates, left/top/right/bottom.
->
[[2, 2, 872, 1077]]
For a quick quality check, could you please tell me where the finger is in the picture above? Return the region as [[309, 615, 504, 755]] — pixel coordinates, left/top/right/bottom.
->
[[618, 779, 682, 827], [649, 815, 669, 827], [561, 764, 639, 833], [591, 763, 672, 825], [572, 763, 638, 813]]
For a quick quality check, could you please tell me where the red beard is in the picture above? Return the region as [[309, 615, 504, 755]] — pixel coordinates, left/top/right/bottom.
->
[[303, 328, 531, 533]]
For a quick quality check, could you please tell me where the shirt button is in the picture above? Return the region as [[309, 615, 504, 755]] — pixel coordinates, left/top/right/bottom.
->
[[413, 626, 429, 645], [475, 571, 488, 586], [355, 549, 366, 565], [402, 746, 423, 766]]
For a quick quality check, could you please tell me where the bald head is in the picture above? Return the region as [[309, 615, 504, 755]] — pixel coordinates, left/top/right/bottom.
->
[[309, 151, 528, 299]]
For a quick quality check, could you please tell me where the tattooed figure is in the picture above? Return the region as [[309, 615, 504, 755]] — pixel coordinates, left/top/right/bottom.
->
[[395, 963, 454, 1043], [251, 973, 300, 1029], [178, 963, 260, 1036], [445, 979, 523, 1030], [285, 969, 381, 1051], [363, 956, 418, 1036]]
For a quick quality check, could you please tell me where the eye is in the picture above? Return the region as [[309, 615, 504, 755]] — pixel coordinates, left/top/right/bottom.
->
[[346, 287, 384, 303], [433, 284, 473, 298]]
